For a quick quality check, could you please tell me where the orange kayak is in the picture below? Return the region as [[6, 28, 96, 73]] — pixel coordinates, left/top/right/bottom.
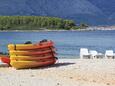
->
[[10, 59, 56, 69], [15, 47, 55, 51], [9, 49, 55, 56], [26, 52, 57, 57], [8, 41, 54, 50]]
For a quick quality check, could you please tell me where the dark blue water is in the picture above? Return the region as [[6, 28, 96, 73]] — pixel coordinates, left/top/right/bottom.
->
[[0, 30, 115, 58]]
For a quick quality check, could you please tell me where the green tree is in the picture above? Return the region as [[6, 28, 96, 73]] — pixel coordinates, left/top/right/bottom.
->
[[80, 23, 89, 29]]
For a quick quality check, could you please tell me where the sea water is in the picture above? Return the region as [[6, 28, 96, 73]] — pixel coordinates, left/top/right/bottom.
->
[[0, 30, 115, 58]]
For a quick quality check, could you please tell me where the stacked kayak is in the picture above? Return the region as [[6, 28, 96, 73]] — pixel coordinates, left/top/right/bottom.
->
[[0, 55, 10, 67], [8, 40, 57, 69]]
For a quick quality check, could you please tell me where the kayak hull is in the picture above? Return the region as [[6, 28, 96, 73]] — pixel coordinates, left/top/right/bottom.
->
[[9, 49, 55, 56], [10, 55, 54, 61], [8, 41, 54, 50], [0, 55, 10, 64], [10, 59, 56, 69]]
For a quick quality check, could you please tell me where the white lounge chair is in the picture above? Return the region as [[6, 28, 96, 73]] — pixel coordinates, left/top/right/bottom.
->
[[105, 50, 114, 59], [89, 50, 98, 59], [89, 50, 103, 59], [80, 48, 90, 59]]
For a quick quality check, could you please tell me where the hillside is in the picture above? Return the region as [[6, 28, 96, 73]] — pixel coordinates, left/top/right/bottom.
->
[[0, 0, 115, 25]]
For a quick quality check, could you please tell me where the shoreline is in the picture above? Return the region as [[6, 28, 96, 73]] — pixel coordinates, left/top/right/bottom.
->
[[1, 29, 115, 32], [1, 25, 115, 32], [0, 59, 115, 86]]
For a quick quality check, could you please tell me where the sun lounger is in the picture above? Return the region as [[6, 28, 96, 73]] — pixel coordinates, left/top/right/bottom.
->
[[89, 50, 103, 59], [89, 50, 98, 59], [80, 48, 90, 59], [105, 50, 114, 59], [97, 53, 104, 59]]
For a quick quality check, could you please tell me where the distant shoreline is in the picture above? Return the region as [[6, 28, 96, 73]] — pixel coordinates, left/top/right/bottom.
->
[[1, 26, 115, 32], [0, 29, 74, 32], [0, 29, 86, 32], [0, 29, 115, 32]]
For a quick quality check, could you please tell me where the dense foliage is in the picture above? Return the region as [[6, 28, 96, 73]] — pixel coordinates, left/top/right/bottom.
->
[[0, 16, 78, 30]]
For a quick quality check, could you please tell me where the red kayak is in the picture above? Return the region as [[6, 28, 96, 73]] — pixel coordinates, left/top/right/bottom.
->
[[0, 55, 10, 64]]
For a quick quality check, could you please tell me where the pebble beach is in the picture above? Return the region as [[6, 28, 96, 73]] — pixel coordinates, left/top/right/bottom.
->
[[0, 59, 115, 86]]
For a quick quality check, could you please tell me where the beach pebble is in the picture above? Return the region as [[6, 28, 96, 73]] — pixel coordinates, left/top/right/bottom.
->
[[106, 83, 110, 85]]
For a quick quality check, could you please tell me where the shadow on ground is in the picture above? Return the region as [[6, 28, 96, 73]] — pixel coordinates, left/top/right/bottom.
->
[[17, 62, 75, 70], [34, 62, 75, 69], [51, 62, 75, 67]]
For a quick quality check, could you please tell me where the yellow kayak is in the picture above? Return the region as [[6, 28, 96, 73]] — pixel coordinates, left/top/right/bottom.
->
[[10, 55, 54, 61], [10, 59, 56, 69], [9, 49, 54, 56]]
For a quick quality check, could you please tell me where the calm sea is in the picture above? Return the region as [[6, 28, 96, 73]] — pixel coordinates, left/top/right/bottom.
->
[[0, 30, 115, 58]]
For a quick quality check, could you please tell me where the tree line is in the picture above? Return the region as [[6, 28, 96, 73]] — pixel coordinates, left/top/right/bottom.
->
[[0, 16, 80, 30]]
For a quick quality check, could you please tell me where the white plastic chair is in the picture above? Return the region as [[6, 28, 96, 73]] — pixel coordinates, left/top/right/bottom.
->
[[89, 50, 98, 59], [80, 48, 90, 59], [105, 50, 114, 59]]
